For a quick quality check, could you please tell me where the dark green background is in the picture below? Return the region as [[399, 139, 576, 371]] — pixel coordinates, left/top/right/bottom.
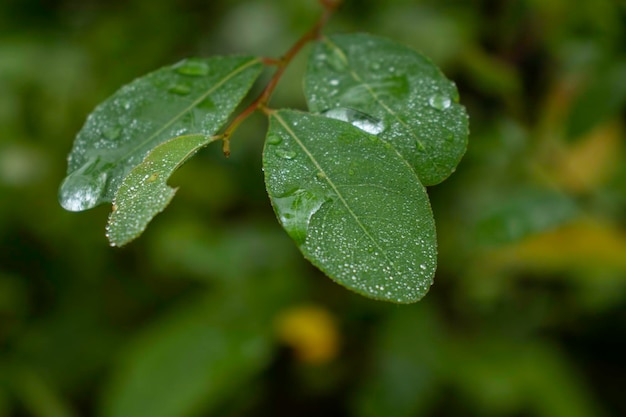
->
[[1, 0, 625, 416]]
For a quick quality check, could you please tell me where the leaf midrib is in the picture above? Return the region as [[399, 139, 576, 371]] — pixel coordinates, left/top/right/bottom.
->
[[273, 112, 402, 279], [323, 38, 424, 148], [322, 37, 445, 178], [121, 58, 260, 162]]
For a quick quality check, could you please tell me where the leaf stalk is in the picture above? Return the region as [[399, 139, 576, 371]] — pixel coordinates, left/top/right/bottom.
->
[[220, 0, 341, 156]]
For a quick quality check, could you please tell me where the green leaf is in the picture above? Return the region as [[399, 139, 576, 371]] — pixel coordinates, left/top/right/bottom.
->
[[565, 59, 626, 140], [101, 294, 273, 417], [58, 56, 262, 212], [305, 33, 469, 186], [263, 110, 436, 303], [475, 188, 579, 246], [106, 134, 214, 247], [351, 304, 444, 417]]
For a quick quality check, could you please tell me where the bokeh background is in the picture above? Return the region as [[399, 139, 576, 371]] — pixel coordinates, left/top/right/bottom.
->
[[1, 0, 626, 416]]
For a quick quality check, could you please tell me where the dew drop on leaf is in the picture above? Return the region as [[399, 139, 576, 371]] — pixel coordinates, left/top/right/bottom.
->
[[275, 149, 296, 160], [174, 59, 210, 76], [58, 157, 108, 212], [273, 188, 329, 245], [267, 135, 282, 145], [322, 107, 385, 135], [168, 83, 192, 95], [428, 94, 451, 110], [194, 98, 213, 110], [103, 126, 122, 140]]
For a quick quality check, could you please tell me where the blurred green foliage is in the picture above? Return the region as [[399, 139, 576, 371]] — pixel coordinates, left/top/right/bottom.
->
[[1, 0, 625, 416]]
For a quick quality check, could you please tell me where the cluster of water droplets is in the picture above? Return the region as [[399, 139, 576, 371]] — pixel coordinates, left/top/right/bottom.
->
[[166, 58, 211, 96], [59, 58, 225, 213]]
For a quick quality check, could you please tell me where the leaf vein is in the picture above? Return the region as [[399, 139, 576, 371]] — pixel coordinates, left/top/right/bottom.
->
[[124, 58, 260, 161], [323, 37, 444, 177], [273, 112, 402, 279]]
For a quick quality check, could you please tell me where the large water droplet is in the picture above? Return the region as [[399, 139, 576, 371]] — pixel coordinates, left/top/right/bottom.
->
[[428, 94, 451, 110], [266, 135, 282, 145], [197, 97, 215, 110], [275, 149, 296, 160], [58, 156, 108, 212], [174, 59, 210, 76], [323, 107, 385, 135], [168, 83, 191, 95], [103, 126, 122, 140], [273, 188, 329, 245]]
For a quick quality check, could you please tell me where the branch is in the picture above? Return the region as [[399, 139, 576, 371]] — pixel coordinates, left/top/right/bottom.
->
[[220, 1, 341, 156]]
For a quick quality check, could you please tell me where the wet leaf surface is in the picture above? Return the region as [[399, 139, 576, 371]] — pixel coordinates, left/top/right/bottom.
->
[[59, 56, 262, 211], [305, 33, 469, 185], [106, 135, 214, 247], [263, 110, 437, 303]]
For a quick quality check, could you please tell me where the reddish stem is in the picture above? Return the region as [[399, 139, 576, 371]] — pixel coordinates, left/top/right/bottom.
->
[[221, 0, 340, 156]]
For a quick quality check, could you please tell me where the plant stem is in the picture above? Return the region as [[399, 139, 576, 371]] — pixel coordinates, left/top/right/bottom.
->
[[221, 0, 340, 156]]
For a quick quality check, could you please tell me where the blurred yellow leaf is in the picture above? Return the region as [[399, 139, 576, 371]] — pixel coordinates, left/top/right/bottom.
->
[[275, 305, 340, 365], [553, 122, 622, 192], [490, 220, 626, 272]]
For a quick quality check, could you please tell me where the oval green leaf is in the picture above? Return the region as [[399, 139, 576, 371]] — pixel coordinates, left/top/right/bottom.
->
[[59, 56, 262, 212], [263, 110, 437, 303], [102, 294, 273, 417], [305, 33, 469, 186], [106, 134, 215, 247]]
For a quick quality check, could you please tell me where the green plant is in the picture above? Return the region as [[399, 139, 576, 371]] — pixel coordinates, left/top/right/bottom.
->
[[58, 0, 468, 303]]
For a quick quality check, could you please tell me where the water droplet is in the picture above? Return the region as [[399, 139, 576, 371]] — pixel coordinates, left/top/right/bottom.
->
[[103, 126, 121, 140], [266, 135, 282, 145], [168, 83, 191, 95], [273, 188, 329, 245], [316, 172, 326, 180], [58, 156, 109, 212], [428, 94, 451, 110], [174, 59, 210, 76], [322, 107, 385, 135], [369, 62, 381, 71], [122, 100, 131, 110], [197, 97, 215, 110], [275, 149, 296, 160], [329, 78, 339, 86]]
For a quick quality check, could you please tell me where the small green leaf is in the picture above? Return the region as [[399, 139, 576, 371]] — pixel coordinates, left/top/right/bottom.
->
[[263, 110, 436, 303], [305, 33, 469, 186], [565, 60, 626, 141], [106, 134, 214, 247], [475, 188, 579, 246], [59, 56, 262, 212], [102, 294, 273, 417]]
